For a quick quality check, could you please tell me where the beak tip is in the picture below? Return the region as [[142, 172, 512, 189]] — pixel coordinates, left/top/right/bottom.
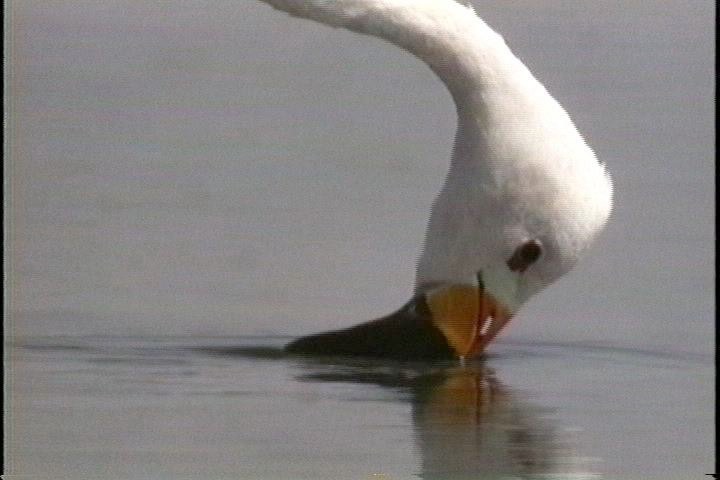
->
[[426, 284, 513, 359]]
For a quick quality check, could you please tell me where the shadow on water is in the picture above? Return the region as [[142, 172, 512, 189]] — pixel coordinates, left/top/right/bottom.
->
[[187, 345, 289, 359], [184, 340, 599, 478], [16, 337, 604, 478], [15, 335, 714, 477], [284, 354, 598, 479]]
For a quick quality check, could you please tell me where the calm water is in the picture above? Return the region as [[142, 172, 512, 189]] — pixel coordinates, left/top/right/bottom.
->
[[5, 1, 715, 478], [8, 336, 713, 479]]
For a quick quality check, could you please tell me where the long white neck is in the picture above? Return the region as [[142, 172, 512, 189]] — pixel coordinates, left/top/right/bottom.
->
[[256, 0, 577, 165], [259, 1, 516, 104], [257, 0, 612, 295]]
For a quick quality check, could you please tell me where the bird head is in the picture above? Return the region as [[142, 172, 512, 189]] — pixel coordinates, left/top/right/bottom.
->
[[421, 190, 611, 360]]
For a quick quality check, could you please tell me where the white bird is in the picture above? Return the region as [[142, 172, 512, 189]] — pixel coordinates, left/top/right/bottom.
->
[[256, 0, 613, 360]]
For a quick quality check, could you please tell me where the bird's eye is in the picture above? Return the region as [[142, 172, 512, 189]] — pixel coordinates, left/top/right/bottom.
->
[[506, 239, 542, 273]]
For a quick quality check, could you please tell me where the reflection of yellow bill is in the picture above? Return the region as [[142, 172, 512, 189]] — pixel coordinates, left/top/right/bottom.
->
[[426, 285, 512, 359], [424, 368, 508, 425]]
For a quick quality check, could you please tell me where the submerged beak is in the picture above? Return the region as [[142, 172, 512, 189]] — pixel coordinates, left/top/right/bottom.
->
[[425, 284, 513, 359]]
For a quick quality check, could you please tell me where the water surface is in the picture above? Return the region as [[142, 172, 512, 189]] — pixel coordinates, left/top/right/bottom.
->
[[7, 336, 713, 479]]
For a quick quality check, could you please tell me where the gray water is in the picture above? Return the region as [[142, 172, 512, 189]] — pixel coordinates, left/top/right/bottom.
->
[[8, 336, 713, 479], [5, 1, 715, 478]]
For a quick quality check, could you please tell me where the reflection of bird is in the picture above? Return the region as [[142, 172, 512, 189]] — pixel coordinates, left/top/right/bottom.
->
[[257, 0, 612, 359], [295, 359, 598, 478], [412, 365, 598, 479]]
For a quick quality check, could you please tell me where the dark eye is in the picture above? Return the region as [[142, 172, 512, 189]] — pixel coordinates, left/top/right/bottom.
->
[[506, 239, 542, 273]]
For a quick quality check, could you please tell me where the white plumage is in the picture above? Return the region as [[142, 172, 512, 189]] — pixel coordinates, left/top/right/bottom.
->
[[257, 0, 612, 350]]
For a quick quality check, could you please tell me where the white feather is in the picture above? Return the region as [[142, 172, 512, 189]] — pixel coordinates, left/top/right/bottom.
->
[[255, 0, 612, 311]]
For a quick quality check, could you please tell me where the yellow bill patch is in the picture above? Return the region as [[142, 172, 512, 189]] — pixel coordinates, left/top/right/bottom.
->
[[426, 284, 513, 358], [426, 285, 480, 358]]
